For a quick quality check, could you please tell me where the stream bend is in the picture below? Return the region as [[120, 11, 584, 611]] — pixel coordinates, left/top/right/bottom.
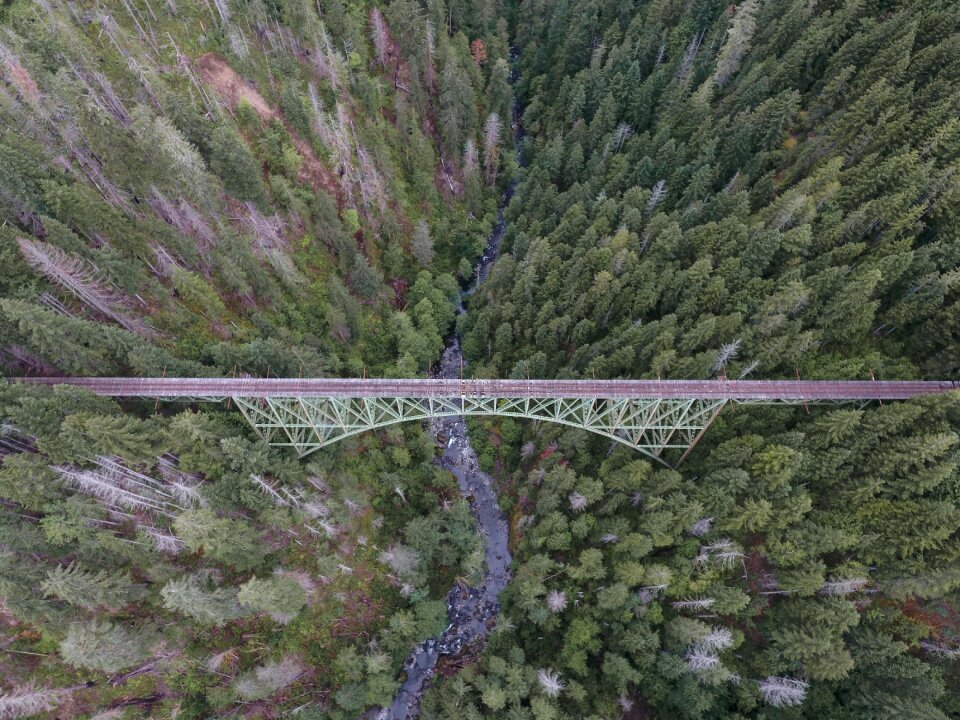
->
[[377, 79, 524, 720]]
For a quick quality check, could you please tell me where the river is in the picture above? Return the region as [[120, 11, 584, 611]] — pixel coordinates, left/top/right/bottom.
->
[[375, 58, 524, 720]]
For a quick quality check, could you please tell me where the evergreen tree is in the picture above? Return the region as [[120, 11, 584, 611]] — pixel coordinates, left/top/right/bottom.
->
[[237, 575, 307, 624], [59, 621, 148, 673], [209, 125, 267, 204], [412, 220, 434, 267], [41, 562, 142, 611], [0, 685, 77, 720], [232, 657, 304, 701], [160, 575, 247, 626], [350, 253, 382, 300], [174, 509, 265, 572], [439, 55, 477, 159]]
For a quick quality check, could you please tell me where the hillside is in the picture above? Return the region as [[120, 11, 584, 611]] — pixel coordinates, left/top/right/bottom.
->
[[1, 0, 960, 719], [0, 0, 507, 716]]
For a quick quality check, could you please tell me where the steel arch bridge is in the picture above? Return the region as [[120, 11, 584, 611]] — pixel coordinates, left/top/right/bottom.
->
[[13, 377, 959, 465], [230, 394, 729, 463]]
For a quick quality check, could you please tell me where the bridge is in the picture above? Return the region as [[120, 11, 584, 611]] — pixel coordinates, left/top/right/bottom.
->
[[14, 378, 959, 464]]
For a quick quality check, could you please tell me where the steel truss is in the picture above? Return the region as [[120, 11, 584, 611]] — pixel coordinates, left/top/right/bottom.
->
[[15, 374, 932, 464], [232, 395, 729, 464]]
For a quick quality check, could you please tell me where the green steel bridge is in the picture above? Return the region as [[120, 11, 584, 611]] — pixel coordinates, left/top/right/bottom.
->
[[9, 377, 960, 462], [14, 377, 958, 465]]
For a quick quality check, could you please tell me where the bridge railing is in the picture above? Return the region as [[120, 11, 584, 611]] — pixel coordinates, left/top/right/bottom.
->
[[8, 377, 958, 466], [11, 377, 959, 401]]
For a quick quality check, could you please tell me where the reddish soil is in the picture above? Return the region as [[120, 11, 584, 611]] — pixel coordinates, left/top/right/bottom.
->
[[196, 53, 343, 205], [901, 598, 960, 643], [197, 53, 273, 119], [389, 277, 408, 308], [3, 60, 41, 104], [329, 588, 386, 640]]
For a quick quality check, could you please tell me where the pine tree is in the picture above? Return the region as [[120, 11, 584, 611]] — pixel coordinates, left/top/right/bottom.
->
[[0, 685, 77, 720], [131, 106, 210, 204], [42, 562, 142, 611], [712, 0, 758, 88], [438, 58, 476, 158], [483, 112, 502, 185], [487, 58, 512, 123], [174, 509, 265, 572], [0, 300, 110, 374], [350, 253, 382, 299], [59, 621, 148, 673], [160, 575, 246, 626], [757, 676, 808, 707], [237, 575, 307, 624], [412, 220, 434, 267], [546, 589, 567, 613], [232, 657, 304, 701], [16, 239, 150, 336], [379, 544, 423, 585], [208, 124, 266, 203], [536, 668, 565, 698]]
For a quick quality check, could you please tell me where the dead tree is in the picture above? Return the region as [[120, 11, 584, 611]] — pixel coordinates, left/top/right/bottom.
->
[[17, 238, 154, 337]]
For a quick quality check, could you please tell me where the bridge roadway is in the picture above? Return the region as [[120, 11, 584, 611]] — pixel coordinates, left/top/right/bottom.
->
[[14, 377, 959, 401]]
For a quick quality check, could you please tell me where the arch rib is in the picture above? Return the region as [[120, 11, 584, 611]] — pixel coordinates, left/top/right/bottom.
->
[[232, 395, 728, 466]]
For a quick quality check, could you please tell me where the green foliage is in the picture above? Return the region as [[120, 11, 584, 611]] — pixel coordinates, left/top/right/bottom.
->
[[232, 657, 304, 701], [160, 575, 247, 626], [209, 124, 267, 203], [171, 268, 227, 319], [59, 620, 148, 673], [42, 562, 143, 611], [0, 453, 63, 512], [0, 0, 502, 714], [237, 574, 307, 623], [1, 0, 960, 717], [174, 509, 266, 572], [350, 254, 382, 299], [0, 299, 114, 375], [403, 499, 482, 582]]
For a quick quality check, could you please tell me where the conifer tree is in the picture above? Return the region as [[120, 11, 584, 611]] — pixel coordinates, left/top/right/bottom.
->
[[59, 621, 148, 673], [15, 240, 150, 336], [237, 575, 307, 624], [232, 657, 304, 701], [412, 220, 434, 267], [42, 562, 142, 611], [174, 509, 265, 572], [713, 0, 758, 88], [350, 253, 382, 299], [160, 575, 246, 626], [208, 125, 266, 203]]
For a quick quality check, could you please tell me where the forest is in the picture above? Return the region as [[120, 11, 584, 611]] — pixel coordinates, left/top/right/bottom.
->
[[0, 0, 959, 718]]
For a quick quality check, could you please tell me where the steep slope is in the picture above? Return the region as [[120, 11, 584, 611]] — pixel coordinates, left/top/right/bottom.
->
[[0, 0, 514, 717], [1, 0, 960, 719], [462, 0, 960, 382], [418, 0, 960, 717]]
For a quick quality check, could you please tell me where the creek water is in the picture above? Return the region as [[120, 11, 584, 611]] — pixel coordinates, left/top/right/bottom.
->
[[376, 63, 524, 720]]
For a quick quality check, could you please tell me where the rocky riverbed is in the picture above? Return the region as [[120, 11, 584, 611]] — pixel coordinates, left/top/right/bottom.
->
[[377, 301, 513, 720], [377, 55, 524, 719]]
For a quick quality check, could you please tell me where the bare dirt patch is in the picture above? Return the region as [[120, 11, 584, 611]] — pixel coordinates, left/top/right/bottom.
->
[[197, 53, 274, 120], [196, 53, 343, 204], [3, 60, 41, 104], [197, 53, 279, 122]]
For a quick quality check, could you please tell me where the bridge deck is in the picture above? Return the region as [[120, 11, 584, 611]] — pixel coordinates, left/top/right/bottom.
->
[[12, 377, 959, 401]]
